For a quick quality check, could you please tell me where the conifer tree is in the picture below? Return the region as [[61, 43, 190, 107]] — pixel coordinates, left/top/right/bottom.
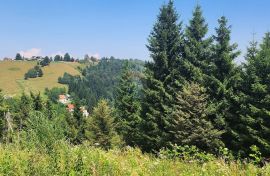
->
[[15, 53, 23, 60], [64, 53, 71, 62], [140, 0, 183, 152], [169, 82, 223, 152], [115, 61, 142, 146], [73, 101, 84, 143], [87, 99, 121, 149], [184, 5, 212, 80], [206, 16, 241, 134], [66, 101, 84, 144], [211, 16, 240, 82], [237, 32, 270, 156], [32, 92, 43, 111], [219, 39, 257, 156], [18, 93, 33, 131], [45, 100, 54, 119]]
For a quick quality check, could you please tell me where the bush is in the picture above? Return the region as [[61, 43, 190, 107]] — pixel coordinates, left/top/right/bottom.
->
[[20, 111, 67, 152], [58, 72, 73, 84], [24, 66, 43, 80], [158, 144, 215, 163]]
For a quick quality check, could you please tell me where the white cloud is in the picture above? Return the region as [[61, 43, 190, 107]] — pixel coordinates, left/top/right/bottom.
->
[[88, 53, 100, 59], [20, 48, 42, 58]]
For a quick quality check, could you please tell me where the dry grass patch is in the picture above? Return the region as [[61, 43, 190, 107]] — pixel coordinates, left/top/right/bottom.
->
[[0, 61, 81, 95]]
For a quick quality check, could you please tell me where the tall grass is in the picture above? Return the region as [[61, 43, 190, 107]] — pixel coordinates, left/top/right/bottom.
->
[[0, 141, 270, 176]]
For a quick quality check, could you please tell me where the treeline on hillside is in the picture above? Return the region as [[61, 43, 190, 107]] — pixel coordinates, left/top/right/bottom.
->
[[14, 52, 99, 64], [61, 1, 270, 159], [58, 57, 144, 110]]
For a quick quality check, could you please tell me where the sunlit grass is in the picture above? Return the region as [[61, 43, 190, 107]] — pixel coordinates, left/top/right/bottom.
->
[[0, 61, 81, 95], [0, 142, 269, 176]]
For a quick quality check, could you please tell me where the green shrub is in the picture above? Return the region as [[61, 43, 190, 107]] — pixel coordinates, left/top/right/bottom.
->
[[249, 145, 262, 165], [19, 111, 67, 152], [159, 144, 215, 163], [24, 66, 43, 79]]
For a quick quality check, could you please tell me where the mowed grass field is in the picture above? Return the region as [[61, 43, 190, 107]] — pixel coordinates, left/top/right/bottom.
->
[[0, 61, 81, 95]]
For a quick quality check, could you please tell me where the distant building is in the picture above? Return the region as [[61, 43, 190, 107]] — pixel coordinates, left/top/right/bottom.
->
[[80, 106, 89, 117], [3, 57, 13, 61], [27, 56, 43, 61], [58, 94, 70, 104], [67, 104, 75, 113]]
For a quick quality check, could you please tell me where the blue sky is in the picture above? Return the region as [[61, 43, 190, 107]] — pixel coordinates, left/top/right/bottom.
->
[[0, 0, 269, 62]]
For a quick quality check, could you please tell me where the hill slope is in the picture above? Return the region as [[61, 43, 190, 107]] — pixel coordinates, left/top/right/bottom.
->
[[0, 61, 81, 95]]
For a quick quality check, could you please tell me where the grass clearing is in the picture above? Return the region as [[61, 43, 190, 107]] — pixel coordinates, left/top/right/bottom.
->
[[0, 61, 81, 95]]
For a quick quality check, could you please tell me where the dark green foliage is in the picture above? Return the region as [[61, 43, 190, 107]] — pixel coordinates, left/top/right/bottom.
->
[[40, 56, 51, 67], [15, 53, 23, 60], [64, 53, 71, 62], [211, 16, 240, 82], [21, 111, 66, 151], [85, 99, 122, 149], [147, 0, 183, 81], [31, 92, 43, 111], [0, 90, 6, 141], [45, 100, 54, 119], [140, 1, 183, 152], [24, 65, 43, 79], [169, 83, 223, 152], [73, 101, 84, 143], [66, 105, 82, 144], [45, 87, 66, 103], [58, 72, 74, 84], [54, 55, 63, 61], [205, 16, 241, 150], [59, 58, 144, 110], [115, 61, 142, 146], [140, 69, 172, 152], [184, 5, 212, 78], [235, 33, 270, 156], [18, 93, 33, 131]]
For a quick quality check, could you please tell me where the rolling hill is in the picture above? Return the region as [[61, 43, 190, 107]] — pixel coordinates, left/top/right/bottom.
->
[[0, 61, 81, 96]]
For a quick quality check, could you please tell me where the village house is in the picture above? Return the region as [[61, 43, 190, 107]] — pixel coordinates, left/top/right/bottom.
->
[[3, 57, 13, 61], [67, 104, 74, 113], [58, 94, 70, 104], [27, 56, 43, 61]]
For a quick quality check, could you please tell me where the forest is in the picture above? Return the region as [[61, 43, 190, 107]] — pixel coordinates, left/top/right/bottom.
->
[[0, 1, 270, 175]]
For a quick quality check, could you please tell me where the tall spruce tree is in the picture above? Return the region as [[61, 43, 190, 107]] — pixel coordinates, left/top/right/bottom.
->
[[207, 16, 241, 136], [218, 38, 257, 156], [211, 16, 240, 82], [115, 61, 142, 147], [87, 99, 121, 149], [169, 82, 223, 152], [237, 32, 270, 156], [140, 0, 183, 152], [18, 93, 33, 131], [184, 5, 212, 81], [147, 0, 183, 80]]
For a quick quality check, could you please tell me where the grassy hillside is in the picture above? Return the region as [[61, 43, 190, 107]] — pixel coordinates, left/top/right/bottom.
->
[[0, 142, 269, 176], [0, 61, 81, 95]]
